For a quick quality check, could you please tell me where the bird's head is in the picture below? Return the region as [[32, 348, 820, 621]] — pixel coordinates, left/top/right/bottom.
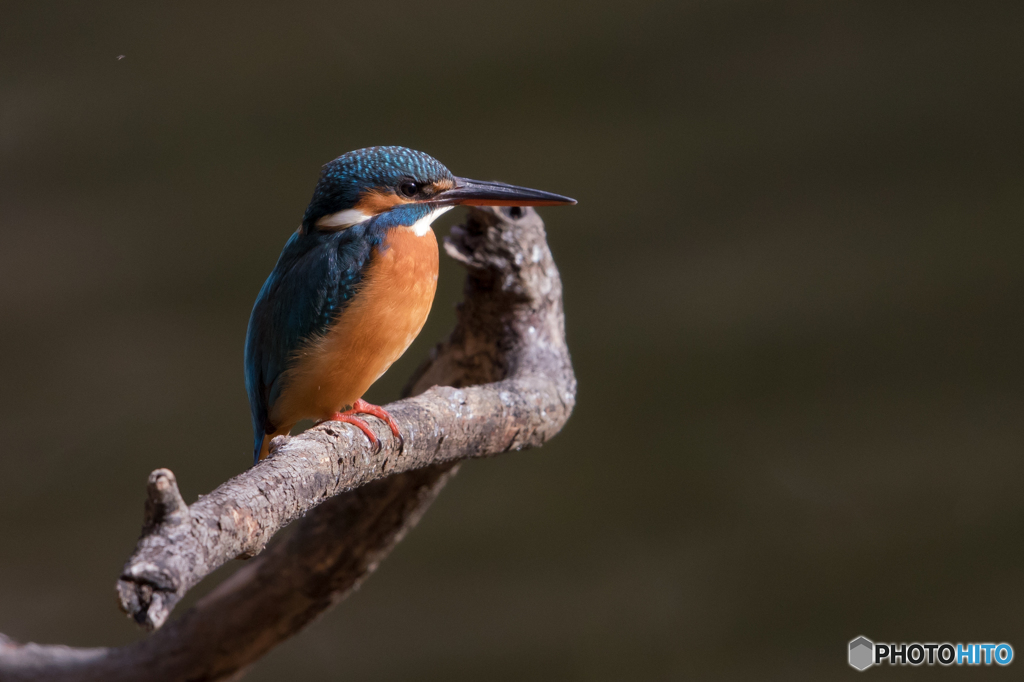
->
[[301, 146, 575, 233]]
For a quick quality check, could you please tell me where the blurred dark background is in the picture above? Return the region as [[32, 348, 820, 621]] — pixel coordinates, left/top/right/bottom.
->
[[1, 1, 1022, 679]]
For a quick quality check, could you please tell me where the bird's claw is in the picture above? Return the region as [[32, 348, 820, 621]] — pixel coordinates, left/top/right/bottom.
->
[[329, 399, 403, 454], [325, 413, 379, 451]]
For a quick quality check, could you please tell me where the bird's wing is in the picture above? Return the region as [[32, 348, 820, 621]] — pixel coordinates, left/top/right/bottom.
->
[[244, 228, 374, 461]]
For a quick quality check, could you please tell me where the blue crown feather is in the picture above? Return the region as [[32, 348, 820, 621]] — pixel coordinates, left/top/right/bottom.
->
[[302, 146, 453, 229]]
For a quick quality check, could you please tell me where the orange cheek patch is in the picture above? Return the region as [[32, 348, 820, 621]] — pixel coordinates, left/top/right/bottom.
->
[[354, 190, 407, 215]]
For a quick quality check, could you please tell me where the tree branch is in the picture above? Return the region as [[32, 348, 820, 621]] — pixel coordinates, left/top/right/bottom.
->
[[0, 205, 576, 682]]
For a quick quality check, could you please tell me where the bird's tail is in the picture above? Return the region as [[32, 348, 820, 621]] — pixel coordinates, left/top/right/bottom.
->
[[253, 430, 266, 465]]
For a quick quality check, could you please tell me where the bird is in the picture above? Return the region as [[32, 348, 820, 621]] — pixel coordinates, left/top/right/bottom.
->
[[244, 146, 576, 463]]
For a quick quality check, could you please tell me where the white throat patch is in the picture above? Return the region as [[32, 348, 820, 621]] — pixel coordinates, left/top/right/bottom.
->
[[315, 208, 371, 230], [409, 206, 453, 237]]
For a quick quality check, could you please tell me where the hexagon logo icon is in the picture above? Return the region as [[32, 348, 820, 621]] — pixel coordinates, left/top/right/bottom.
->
[[849, 636, 874, 671]]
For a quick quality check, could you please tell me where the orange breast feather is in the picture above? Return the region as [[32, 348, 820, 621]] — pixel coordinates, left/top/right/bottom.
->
[[269, 227, 439, 430]]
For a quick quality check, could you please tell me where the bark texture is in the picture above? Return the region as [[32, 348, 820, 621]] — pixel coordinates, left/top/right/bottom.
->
[[0, 205, 576, 682]]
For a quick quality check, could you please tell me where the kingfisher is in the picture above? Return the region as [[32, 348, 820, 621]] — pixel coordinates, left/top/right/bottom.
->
[[244, 146, 575, 463]]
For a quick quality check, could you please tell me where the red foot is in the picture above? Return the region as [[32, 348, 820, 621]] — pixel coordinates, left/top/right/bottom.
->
[[326, 413, 380, 450], [327, 399, 404, 453]]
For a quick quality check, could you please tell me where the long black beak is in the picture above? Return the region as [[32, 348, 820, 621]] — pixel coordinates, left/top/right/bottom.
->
[[433, 177, 576, 207]]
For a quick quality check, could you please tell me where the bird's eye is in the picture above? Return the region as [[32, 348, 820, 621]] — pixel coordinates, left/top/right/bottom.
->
[[398, 181, 419, 198]]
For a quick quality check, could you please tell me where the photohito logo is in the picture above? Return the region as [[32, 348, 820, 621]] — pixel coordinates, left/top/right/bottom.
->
[[849, 636, 1013, 670], [849, 637, 874, 671]]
